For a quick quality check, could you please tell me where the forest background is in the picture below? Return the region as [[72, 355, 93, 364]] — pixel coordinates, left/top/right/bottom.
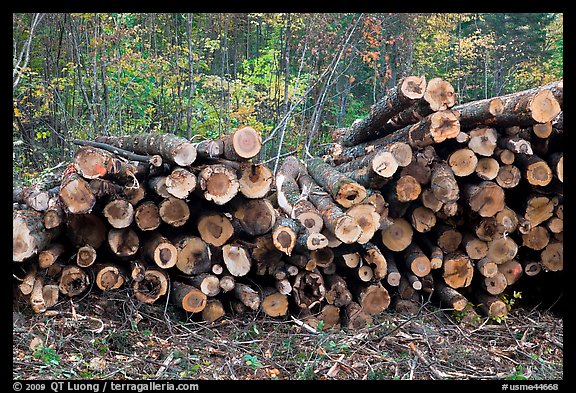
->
[[12, 12, 563, 183]]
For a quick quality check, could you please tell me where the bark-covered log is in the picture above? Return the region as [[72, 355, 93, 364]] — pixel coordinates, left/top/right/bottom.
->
[[403, 242, 432, 278], [95, 132, 197, 166], [142, 232, 178, 269], [407, 110, 460, 148], [195, 139, 224, 159], [306, 157, 367, 208], [324, 274, 353, 307], [13, 209, 59, 262], [43, 196, 65, 230], [233, 282, 260, 310], [171, 281, 207, 312], [334, 75, 426, 146], [38, 243, 65, 269], [475, 291, 507, 318], [271, 216, 301, 256], [453, 97, 504, 128], [515, 152, 553, 187], [434, 279, 468, 311], [344, 301, 373, 330]]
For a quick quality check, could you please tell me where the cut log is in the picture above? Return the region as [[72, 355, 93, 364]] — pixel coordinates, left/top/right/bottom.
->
[[95, 132, 197, 166], [66, 213, 107, 249], [233, 282, 260, 310], [395, 175, 422, 202], [423, 77, 456, 111], [434, 280, 467, 311], [382, 250, 401, 286], [14, 184, 53, 212], [197, 212, 234, 247], [462, 233, 488, 260], [522, 260, 542, 276], [30, 276, 46, 313], [475, 157, 500, 180], [188, 273, 221, 297], [547, 152, 563, 183], [134, 201, 161, 231], [448, 148, 478, 177], [292, 270, 325, 309], [403, 242, 431, 278], [18, 263, 37, 296], [335, 75, 426, 146], [522, 226, 550, 251], [222, 126, 262, 160], [476, 257, 499, 278], [271, 217, 301, 255], [175, 236, 211, 275], [492, 86, 561, 127], [195, 139, 224, 159], [123, 183, 147, 206], [76, 244, 97, 267], [296, 231, 329, 252], [545, 216, 563, 235], [232, 198, 276, 236], [435, 225, 462, 253], [238, 163, 273, 199], [540, 241, 563, 272], [103, 198, 134, 229], [198, 164, 239, 205], [462, 181, 505, 217], [171, 281, 207, 312], [417, 234, 444, 269], [165, 167, 197, 199], [486, 237, 518, 264], [359, 242, 387, 280], [43, 196, 65, 230], [261, 288, 289, 317], [59, 265, 90, 297], [475, 291, 507, 318], [482, 272, 508, 295], [355, 283, 390, 315], [496, 206, 520, 235], [107, 228, 139, 259], [324, 274, 353, 307], [498, 259, 523, 286], [420, 188, 443, 213], [409, 206, 436, 233], [345, 203, 380, 244], [158, 197, 190, 227], [430, 161, 459, 204], [356, 265, 374, 282], [130, 260, 146, 283], [42, 284, 59, 309], [94, 263, 126, 291], [13, 209, 58, 262], [306, 157, 367, 208], [148, 176, 171, 199], [517, 153, 554, 187], [219, 275, 236, 293], [407, 110, 460, 148], [59, 172, 96, 214], [454, 95, 505, 127], [38, 243, 65, 269], [142, 232, 178, 269], [442, 251, 474, 289], [381, 217, 413, 252], [495, 164, 521, 189], [494, 148, 516, 165], [201, 299, 226, 322], [524, 195, 555, 227], [222, 244, 252, 277]]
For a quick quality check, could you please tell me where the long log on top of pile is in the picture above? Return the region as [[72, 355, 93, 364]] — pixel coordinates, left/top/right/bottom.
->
[[13, 78, 563, 330]]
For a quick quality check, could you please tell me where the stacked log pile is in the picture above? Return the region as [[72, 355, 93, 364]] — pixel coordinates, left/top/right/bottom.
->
[[13, 76, 563, 330]]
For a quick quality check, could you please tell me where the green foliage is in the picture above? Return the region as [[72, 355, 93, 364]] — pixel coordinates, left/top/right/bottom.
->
[[506, 364, 529, 380], [243, 354, 263, 370], [33, 346, 61, 366], [13, 12, 562, 180]]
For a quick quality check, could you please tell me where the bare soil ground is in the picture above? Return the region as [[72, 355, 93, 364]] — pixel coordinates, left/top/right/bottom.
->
[[12, 287, 563, 381]]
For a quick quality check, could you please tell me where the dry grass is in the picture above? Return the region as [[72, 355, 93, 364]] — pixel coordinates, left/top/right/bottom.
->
[[12, 287, 563, 381]]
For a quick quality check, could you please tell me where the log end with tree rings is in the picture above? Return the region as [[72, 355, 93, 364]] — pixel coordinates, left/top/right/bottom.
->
[[199, 164, 239, 205], [423, 77, 456, 111], [371, 151, 399, 178], [239, 163, 273, 199], [428, 110, 461, 143], [158, 197, 190, 227], [333, 215, 362, 244], [335, 181, 367, 209], [172, 142, 198, 167], [402, 75, 427, 100], [231, 126, 262, 159], [530, 89, 561, 124]]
